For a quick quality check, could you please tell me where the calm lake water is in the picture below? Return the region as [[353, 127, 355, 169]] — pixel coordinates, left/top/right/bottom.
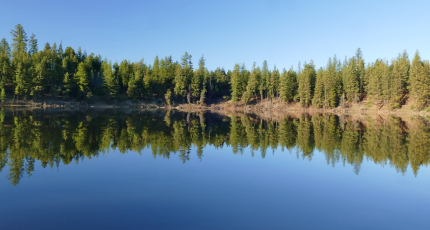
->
[[1, 109, 429, 230]]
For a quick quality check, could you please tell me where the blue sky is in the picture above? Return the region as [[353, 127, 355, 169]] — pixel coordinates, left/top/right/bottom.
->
[[1, 0, 429, 70]]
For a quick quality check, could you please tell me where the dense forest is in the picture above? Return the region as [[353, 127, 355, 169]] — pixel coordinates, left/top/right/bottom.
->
[[1, 110, 430, 185], [2, 24, 430, 109]]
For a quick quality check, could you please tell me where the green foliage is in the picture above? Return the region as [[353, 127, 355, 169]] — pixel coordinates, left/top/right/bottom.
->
[[191, 56, 205, 102], [76, 62, 89, 96], [0, 24, 427, 109], [231, 64, 248, 102], [10, 24, 28, 59], [243, 63, 261, 103], [28, 34, 38, 56], [165, 89, 172, 106], [366, 59, 390, 103], [409, 51, 430, 108], [390, 51, 409, 108], [342, 56, 359, 103], [1, 111, 430, 185], [102, 59, 118, 98], [298, 62, 316, 107], [260, 60, 270, 100], [279, 67, 297, 103], [0, 87, 5, 103], [269, 66, 280, 99], [323, 56, 342, 108], [312, 68, 324, 108]]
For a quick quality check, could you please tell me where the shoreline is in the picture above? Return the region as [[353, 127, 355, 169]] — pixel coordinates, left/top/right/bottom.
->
[[2, 98, 430, 119]]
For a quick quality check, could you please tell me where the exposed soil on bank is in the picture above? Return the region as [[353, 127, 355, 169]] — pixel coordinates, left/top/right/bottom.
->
[[2, 98, 430, 122], [174, 98, 430, 124], [0, 98, 164, 110]]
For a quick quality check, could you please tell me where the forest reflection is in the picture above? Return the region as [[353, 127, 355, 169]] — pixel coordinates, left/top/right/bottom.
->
[[1, 109, 430, 186]]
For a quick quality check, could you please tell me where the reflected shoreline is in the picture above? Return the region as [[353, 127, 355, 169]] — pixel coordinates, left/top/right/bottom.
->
[[1, 108, 429, 186]]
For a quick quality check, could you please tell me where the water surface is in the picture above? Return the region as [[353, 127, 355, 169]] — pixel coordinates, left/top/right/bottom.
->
[[0, 110, 429, 229]]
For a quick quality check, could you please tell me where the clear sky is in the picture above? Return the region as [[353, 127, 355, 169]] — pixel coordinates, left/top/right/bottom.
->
[[1, 0, 429, 70]]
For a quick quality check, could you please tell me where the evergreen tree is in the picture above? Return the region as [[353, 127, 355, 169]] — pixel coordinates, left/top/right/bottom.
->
[[143, 65, 152, 98], [342, 57, 359, 103], [102, 59, 118, 98], [75, 62, 89, 98], [10, 24, 28, 59], [243, 62, 261, 103], [0, 39, 12, 85], [231, 64, 241, 102], [0, 38, 11, 56], [190, 56, 204, 102], [28, 34, 38, 56], [355, 48, 365, 100], [409, 51, 430, 108], [14, 62, 28, 99], [118, 60, 131, 93], [323, 56, 342, 108], [62, 72, 73, 99], [174, 52, 193, 101], [390, 51, 409, 108], [279, 67, 297, 103], [174, 64, 186, 98], [127, 60, 144, 99], [230, 64, 248, 102], [297, 61, 316, 107], [269, 66, 280, 99], [312, 68, 324, 108], [62, 47, 79, 98], [366, 59, 389, 104], [260, 60, 269, 100]]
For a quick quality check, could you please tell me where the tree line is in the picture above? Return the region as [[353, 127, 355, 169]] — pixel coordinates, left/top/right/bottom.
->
[[1, 109, 429, 185], [1, 24, 430, 109]]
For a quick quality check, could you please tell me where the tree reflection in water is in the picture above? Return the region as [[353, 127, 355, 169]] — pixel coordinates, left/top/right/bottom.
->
[[0, 109, 429, 185]]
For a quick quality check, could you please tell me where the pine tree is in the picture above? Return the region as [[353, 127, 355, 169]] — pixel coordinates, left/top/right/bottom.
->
[[243, 62, 260, 103], [10, 24, 28, 59], [62, 47, 79, 98], [118, 60, 131, 93], [381, 60, 392, 103], [231, 64, 241, 102], [63, 72, 74, 99], [0, 39, 12, 85], [75, 62, 89, 98], [143, 66, 152, 98], [174, 52, 193, 101], [342, 57, 359, 103], [28, 34, 38, 56], [323, 56, 342, 108], [14, 62, 27, 99], [298, 61, 316, 107], [174, 64, 186, 98], [191, 55, 205, 102], [260, 60, 270, 100], [0, 38, 11, 56], [279, 67, 297, 103], [102, 59, 118, 98], [312, 68, 324, 108], [269, 66, 280, 99], [409, 51, 430, 108], [366, 59, 388, 104], [390, 51, 409, 109], [355, 48, 365, 100], [32, 51, 47, 98]]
